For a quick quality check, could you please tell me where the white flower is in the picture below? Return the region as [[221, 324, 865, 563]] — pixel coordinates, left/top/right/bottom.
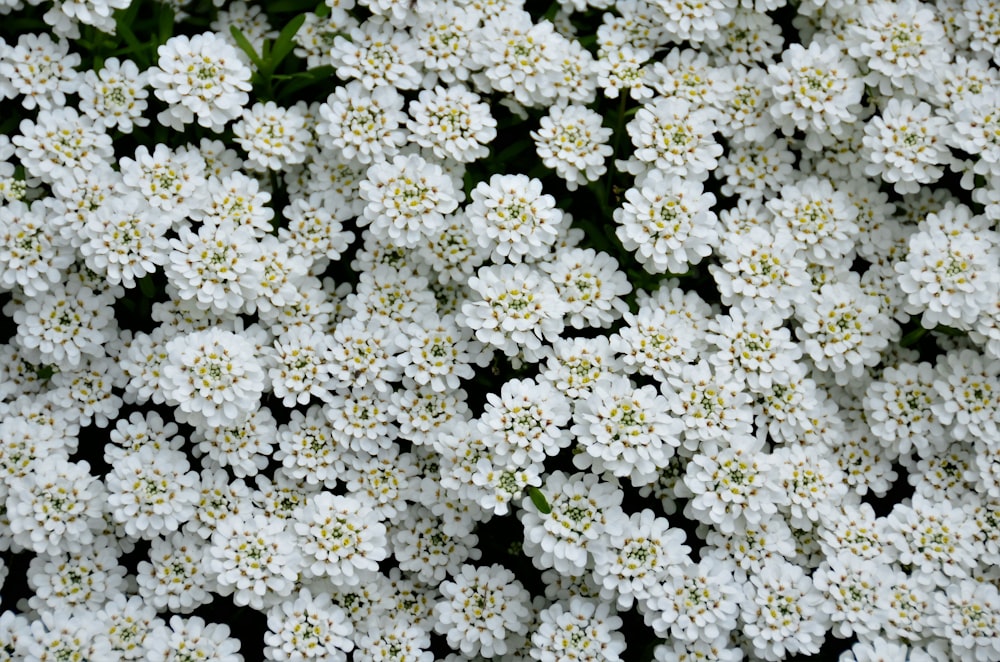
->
[[264, 588, 355, 662], [42, 0, 131, 36], [79, 191, 170, 289], [359, 153, 461, 248], [882, 570, 935, 641], [95, 593, 163, 661], [612, 285, 713, 382], [933, 578, 1000, 661], [355, 618, 433, 662], [390, 504, 482, 583], [654, 0, 731, 42], [863, 98, 951, 194], [795, 278, 899, 383], [531, 104, 612, 190], [327, 316, 401, 393], [27, 544, 128, 612], [233, 100, 312, 171], [591, 509, 689, 610], [279, 192, 356, 272], [766, 176, 859, 266], [706, 6, 783, 59], [0, 199, 75, 296], [274, 405, 346, 487], [0, 32, 81, 110], [316, 82, 408, 165], [6, 455, 104, 555], [766, 41, 864, 146], [161, 326, 267, 429], [771, 443, 849, 529], [839, 637, 944, 662], [395, 314, 487, 393], [22, 609, 112, 661], [208, 511, 302, 610], [193, 171, 275, 238], [346, 263, 437, 326], [847, 0, 948, 96], [105, 445, 200, 539], [407, 84, 497, 163], [119, 142, 208, 219], [933, 347, 1000, 444], [615, 169, 718, 275], [664, 361, 753, 450], [391, 382, 471, 446], [883, 495, 981, 587], [268, 327, 336, 407], [146, 616, 243, 662], [12, 280, 115, 369], [467, 173, 564, 263], [705, 307, 801, 392], [136, 531, 215, 613], [78, 57, 149, 133], [895, 204, 1000, 328], [148, 32, 252, 132], [325, 385, 398, 455], [520, 470, 626, 575], [717, 135, 795, 199], [164, 222, 264, 316], [477, 377, 572, 466], [643, 557, 741, 645], [531, 597, 626, 662], [433, 563, 533, 658], [680, 436, 788, 535], [460, 263, 567, 359], [410, 7, 479, 85], [621, 96, 722, 180], [710, 226, 809, 319], [293, 492, 387, 587], [813, 552, 891, 640], [539, 335, 622, 401], [470, 11, 565, 108], [740, 558, 830, 661], [414, 210, 491, 285], [13, 106, 113, 184], [541, 248, 631, 329], [652, 639, 744, 662], [863, 361, 946, 456], [343, 446, 419, 521], [330, 16, 423, 90], [595, 45, 655, 101], [572, 374, 681, 485]]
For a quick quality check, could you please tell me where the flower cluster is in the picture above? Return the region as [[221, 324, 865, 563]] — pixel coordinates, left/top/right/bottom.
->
[[1, 0, 1000, 660]]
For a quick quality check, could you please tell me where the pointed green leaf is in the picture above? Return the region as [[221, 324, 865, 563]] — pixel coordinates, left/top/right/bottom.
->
[[527, 487, 551, 515], [268, 13, 307, 73], [230, 26, 265, 71]]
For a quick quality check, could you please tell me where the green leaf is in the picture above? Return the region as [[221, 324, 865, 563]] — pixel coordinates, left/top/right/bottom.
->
[[899, 326, 929, 348], [267, 13, 306, 73], [526, 487, 551, 515], [274, 66, 336, 99], [114, 18, 149, 67], [934, 324, 968, 337], [138, 275, 156, 299], [157, 4, 174, 45], [315, 0, 331, 17], [230, 26, 265, 71]]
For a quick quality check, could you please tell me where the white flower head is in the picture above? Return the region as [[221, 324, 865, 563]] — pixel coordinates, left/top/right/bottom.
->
[[148, 32, 252, 132], [161, 326, 267, 429]]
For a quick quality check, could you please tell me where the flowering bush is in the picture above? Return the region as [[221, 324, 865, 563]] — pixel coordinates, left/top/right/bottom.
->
[[1, 0, 1000, 659]]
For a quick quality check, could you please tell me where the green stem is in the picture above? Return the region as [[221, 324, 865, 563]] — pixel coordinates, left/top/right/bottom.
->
[[604, 93, 628, 208]]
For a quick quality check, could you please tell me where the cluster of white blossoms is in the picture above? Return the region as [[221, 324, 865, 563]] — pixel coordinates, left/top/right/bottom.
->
[[1, 0, 1000, 659]]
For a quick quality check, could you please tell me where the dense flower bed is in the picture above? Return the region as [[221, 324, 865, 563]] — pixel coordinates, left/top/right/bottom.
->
[[0, 0, 999, 659]]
